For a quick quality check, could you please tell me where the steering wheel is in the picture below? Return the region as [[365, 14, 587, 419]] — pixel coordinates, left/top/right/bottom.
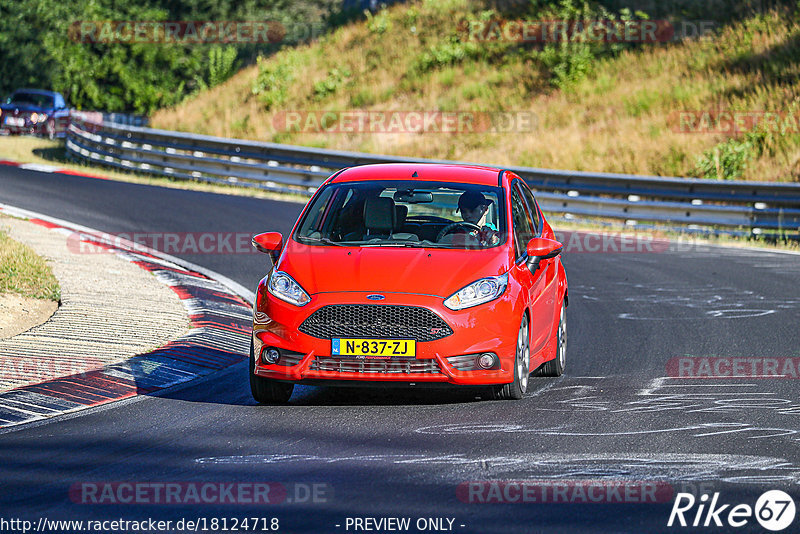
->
[[436, 222, 481, 242]]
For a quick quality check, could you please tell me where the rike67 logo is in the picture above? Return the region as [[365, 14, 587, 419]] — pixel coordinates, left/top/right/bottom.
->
[[668, 490, 796, 531]]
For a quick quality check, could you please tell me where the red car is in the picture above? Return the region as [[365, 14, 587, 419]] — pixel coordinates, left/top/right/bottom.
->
[[250, 163, 568, 402]]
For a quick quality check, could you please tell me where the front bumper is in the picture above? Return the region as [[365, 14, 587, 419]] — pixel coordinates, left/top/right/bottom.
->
[[252, 287, 521, 386], [1, 118, 49, 135]]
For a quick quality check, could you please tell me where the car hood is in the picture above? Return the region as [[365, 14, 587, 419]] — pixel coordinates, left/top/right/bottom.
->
[[278, 241, 511, 298]]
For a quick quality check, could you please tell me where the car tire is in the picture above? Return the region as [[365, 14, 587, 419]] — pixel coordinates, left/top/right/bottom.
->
[[490, 314, 530, 400], [538, 301, 566, 377], [249, 340, 294, 404]]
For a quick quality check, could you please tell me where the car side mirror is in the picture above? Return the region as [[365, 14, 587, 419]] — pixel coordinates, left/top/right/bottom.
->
[[526, 237, 563, 272], [252, 232, 283, 264]]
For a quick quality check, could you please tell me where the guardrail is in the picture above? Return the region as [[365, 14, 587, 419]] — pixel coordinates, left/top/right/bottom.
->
[[65, 117, 800, 235]]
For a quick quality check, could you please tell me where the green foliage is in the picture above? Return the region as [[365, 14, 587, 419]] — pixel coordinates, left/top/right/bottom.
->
[[694, 111, 800, 180], [538, 39, 597, 90], [365, 8, 392, 35], [531, 1, 651, 90], [349, 88, 376, 108], [694, 135, 756, 180], [251, 56, 295, 110], [412, 37, 483, 73], [0, 0, 342, 113], [231, 114, 250, 135], [206, 46, 239, 89], [313, 67, 352, 100]]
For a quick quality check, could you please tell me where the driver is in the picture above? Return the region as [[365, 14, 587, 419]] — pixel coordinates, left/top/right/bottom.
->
[[457, 191, 500, 246]]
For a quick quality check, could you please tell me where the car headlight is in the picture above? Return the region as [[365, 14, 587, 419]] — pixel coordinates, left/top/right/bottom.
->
[[444, 273, 508, 310], [30, 113, 40, 123], [267, 268, 310, 306]]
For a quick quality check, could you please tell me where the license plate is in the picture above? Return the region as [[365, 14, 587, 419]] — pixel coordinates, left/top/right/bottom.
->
[[5, 117, 24, 127], [332, 338, 416, 358]]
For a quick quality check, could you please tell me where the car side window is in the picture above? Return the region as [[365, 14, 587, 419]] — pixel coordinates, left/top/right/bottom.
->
[[518, 182, 541, 235], [511, 188, 535, 260], [300, 186, 335, 235]]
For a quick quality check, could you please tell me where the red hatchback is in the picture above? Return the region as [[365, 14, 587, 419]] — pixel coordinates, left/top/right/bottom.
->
[[250, 163, 568, 402]]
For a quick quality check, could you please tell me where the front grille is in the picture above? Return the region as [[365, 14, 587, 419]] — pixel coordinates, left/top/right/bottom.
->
[[299, 305, 453, 342], [310, 357, 441, 374]]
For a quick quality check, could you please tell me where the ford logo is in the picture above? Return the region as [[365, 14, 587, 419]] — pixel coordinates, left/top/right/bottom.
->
[[366, 294, 386, 301]]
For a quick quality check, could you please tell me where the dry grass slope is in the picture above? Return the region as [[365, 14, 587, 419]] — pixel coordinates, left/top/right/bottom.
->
[[151, 0, 800, 182]]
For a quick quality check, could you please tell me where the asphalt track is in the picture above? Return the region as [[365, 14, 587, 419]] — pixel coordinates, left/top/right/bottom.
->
[[1, 165, 799, 534]]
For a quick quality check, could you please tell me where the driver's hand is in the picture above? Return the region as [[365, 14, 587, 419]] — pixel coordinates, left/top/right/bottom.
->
[[479, 226, 500, 245]]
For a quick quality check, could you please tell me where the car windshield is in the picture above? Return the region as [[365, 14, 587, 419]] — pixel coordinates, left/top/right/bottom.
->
[[294, 180, 506, 249], [8, 92, 54, 107]]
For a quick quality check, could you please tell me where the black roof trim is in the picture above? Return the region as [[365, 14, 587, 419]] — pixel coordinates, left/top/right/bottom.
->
[[327, 167, 349, 182]]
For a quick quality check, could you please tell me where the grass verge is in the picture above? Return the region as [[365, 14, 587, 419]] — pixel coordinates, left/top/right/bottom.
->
[[0, 218, 60, 301]]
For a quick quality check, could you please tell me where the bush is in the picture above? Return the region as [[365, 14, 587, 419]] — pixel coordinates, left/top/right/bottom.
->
[[694, 112, 800, 180], [365, 8, 392, 35], [206, 46, 239, 89], [694, 134, 757, 180], [252, 56, 296, 110], [412, 38, 483, 73], [531, 1, 651, 89], [313, 67, 352, 100]]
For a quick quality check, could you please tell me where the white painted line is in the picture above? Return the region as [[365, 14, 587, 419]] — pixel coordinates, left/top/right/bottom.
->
[[18, 163, 60, 173], [658, 383, 760, 387], [570, 376, 607, 379]]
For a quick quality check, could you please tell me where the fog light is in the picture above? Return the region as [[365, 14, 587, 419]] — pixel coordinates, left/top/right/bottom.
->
[[477, 353, 495, 369], [262, 347, 280, 364]]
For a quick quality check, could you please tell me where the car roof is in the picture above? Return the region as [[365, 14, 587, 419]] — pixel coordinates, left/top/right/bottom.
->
[[12, 89, 59, 97], [330, 163, 504, 186]]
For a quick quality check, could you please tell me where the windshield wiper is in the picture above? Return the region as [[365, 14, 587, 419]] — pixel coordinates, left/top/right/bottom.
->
[[297, 236, 348, 247], [358, 241, 457, 249]]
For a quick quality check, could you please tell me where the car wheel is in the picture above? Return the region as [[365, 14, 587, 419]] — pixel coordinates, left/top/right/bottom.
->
[[539, 301, 566, 377], [490, 314, 530, 400], [249, 340, 294, 404]]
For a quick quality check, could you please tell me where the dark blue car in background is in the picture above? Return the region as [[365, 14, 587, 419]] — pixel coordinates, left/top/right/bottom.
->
[[0, 89, 70, 139]]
